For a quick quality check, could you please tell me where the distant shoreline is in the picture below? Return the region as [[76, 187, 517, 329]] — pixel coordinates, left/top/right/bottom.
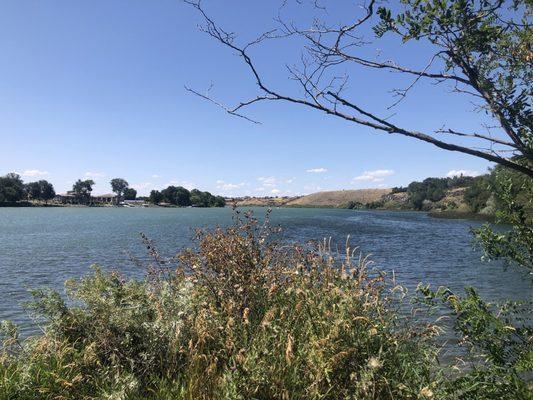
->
[[0, 202, 223, 209], [0, 202, 496, 222]]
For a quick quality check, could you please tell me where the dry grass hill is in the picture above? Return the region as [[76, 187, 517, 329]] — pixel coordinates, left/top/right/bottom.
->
[[230, 189, 391, 208], [285, 189, 391, 207]]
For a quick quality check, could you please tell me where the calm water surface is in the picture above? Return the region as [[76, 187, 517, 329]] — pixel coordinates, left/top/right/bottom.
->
[[0, 207, 530, 334]]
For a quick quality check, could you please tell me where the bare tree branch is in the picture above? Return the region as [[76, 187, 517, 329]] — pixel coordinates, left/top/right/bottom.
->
[[184, 86, 268, 124], [184, 0, 533, 178]]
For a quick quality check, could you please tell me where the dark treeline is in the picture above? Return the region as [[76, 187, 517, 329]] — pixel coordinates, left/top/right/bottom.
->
[[0, 173, 226, 207], [149, 186, 225, 207], [348, 166, 531, 217], [0, 173, 55, 204], [404, 175, 476, 210]]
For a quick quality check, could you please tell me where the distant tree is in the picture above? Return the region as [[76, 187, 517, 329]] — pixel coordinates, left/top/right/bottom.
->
[[190, 189, 225, 207], [346, 200, 364, 210], [150, 187, 223, 207], [190, 189, 208, 207], [123, 187, 137, 200], [110, 178, 129, 203], [391, 187, 407, 194], [0, 173, 25, 203], [149, 190, 163, 204], [214, 195, 226, 207], [24, 180, 56, 203], [174, 186, 191, 206], [38, 180, 55, 203], [161, 186, 179, 205], [24, 181, 42, 200], [423, 178, 447, 203], [406, 182, 427, 210], [161, 186, 191, 206], [406, 177, 451, 209], [464, 176, 493, 213], [73, 179, 95, 204], [447, 175, 475, 189]]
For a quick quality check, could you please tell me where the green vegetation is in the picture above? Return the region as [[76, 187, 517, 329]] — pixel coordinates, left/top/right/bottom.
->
[[110, 178, 130, 202], [344, 167, 532, 221], [417, 284, 531, 399], [148, 189, 164, 204], [0, 173, 226, 207], [123, 187, 137, 200], [473, 167, 533, 273], [0, 173, 25, 203], [72, 179, 95, 205], [149, 186, 225, 207], [1, 211, 530, 399], [187, 0, 532, 177], [403, 175, 476, 211], [25, 181, 52, 202], [24, 180, 56, 203], [0, 173, 56, 205], [464, 175, 493, 213]]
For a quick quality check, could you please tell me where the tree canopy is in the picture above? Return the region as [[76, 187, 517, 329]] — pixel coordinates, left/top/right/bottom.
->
[[123, 187, 137, 200], [110, 178, 129, 201], [0, 173, 25, 203], [72, 179, 95, 204], [24, 180, 56, 202], [149, 185, 225, 207], [186, 0, 532, 177]]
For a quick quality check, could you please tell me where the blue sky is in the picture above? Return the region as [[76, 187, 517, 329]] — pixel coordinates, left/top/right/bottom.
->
[[0, 1, 495, 196]]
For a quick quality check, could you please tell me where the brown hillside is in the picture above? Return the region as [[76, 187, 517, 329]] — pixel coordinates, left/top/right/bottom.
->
[[285, 189, 391, 207], [230, 197, 293, 207]]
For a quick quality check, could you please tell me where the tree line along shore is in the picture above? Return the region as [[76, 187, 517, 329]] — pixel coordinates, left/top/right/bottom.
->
[[2, 168, 531, 223], [232, 166, 531, 222], [0, 173, 225, 208]]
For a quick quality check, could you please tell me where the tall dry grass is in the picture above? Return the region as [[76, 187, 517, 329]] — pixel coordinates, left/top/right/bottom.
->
[[1, 210, 529, 399]]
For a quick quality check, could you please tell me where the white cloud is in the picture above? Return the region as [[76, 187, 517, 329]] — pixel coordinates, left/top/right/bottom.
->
[[303, 184, 323, 192], [446, 169, 480, 178], [258, 176, 277, 187], [18, 169, 48, 177], [352, 169, 395, 183], [151, 174, 160, 179], [85, 171, 105, 179], [306, 168, 327, 173], [131, 182, 152, 190], [216, 180, 246, 191], [253, 176, 297, 196]]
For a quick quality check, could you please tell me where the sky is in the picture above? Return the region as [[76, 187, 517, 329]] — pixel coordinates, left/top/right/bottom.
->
[[0, 0, 497, 197]]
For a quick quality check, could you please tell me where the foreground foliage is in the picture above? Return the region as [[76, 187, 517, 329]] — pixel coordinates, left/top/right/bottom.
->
[[473, 166, 533, 273], [1, 211, 531, 399]]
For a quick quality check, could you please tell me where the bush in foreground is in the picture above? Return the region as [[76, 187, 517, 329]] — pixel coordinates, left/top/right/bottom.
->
[[0, 211, 530, 399]]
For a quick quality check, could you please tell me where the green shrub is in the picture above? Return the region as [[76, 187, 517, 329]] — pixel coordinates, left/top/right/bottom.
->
[[1, 211, 530, 399], [418, 285, 532, 399], [1, 211, 444, 399]]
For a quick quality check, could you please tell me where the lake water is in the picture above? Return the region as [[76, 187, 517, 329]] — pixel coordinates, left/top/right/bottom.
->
[[0, 207, 530, 335]]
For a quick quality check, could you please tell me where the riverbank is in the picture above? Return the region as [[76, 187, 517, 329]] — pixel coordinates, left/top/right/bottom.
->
[[428, 210, 495, 221], [0, 202, 225, 209], [0, 201, 63, 207]]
